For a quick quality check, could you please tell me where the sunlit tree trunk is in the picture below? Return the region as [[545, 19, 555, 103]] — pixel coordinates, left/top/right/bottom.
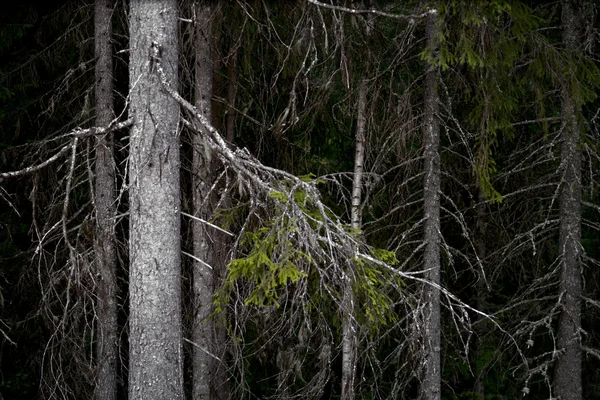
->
[[554, 1, 583, 399], [128, 0, 184, 398], [420, 9, 441, 400], [94, 1, 117, 399]]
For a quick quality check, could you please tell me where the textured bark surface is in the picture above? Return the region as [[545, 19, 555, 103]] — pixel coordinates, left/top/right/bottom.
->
[[192, 2, 225, 399], [93, 1, 117, 399], [128, 1, 184, 399], [554, 1, 583, 399], [350, 79, 367, 231], [421, 11, 441, 400]]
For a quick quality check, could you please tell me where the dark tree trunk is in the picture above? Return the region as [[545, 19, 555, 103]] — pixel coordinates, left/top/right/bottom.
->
[[94, 1, 117, 399], [473, 188, 487, 400], [554, 1, 583, 399], [128, 0, 184, 398], [225, 44, 238, 144], [420, 10, 441, 400], [192, 2, 230, 399]]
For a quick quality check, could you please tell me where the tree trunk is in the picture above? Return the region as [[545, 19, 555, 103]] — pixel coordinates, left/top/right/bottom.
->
[[225, 45, 238, 144], [341, 77, 368, 400], [554, 1, 583, 399], [473, 188, 487, 400], [128, 1, 184, 399], [341, 1, 375, 394], [192, 2, 226, 399], [94, 1, 117, 399], [420, 10, 441, 400]]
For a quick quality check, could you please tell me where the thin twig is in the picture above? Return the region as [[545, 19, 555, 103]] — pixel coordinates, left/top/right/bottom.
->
[[181, 211, 235, 236]]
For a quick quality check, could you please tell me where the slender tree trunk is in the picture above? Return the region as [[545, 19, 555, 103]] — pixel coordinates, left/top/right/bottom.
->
[[473, 188, 487, 400], [421, 10, 441, 400], [554, 1, 583, 399], [226, 46, 238, 144], [128, 1, 184, 399], [192, 2, 224, 399], [214, 16, 236, 399], [341, 2, 375, 395], [94, 1, 117, 399], [349, 76, 368, 230], [341, 77, 368, 400]]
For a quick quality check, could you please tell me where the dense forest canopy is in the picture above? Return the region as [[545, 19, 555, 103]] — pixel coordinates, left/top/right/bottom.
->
[[0, 1, 599, 399]]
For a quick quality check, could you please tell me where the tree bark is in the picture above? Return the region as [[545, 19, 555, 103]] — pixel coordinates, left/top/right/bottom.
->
[[473, 188, 487, 400], [341, 77, 367, 400], [554, 1, 583, 399], [225, 45, 238, 144], [128, 1, 184, 399], [341, 1, 375, 395], [192, 2, 227, 399], [420, 10, 441, 400], [94, 1, 117, 399]]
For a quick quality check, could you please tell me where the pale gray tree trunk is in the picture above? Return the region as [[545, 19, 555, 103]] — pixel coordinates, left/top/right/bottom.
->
[[341, 77, 367, 400], [554, 1, 583, 399], [341, 2, 374, 396], [94, 1, 117, 399], [128, 1, 184, 399], [192, 2, 225, 399], [420, 10, 441, 400]]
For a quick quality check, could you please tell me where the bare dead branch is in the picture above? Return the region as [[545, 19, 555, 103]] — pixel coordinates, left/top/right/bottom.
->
[[181, 211, 235, 236], [582, 346, 600, 361], [0, 119, 132, 183], [306, 0, 436, 21]]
